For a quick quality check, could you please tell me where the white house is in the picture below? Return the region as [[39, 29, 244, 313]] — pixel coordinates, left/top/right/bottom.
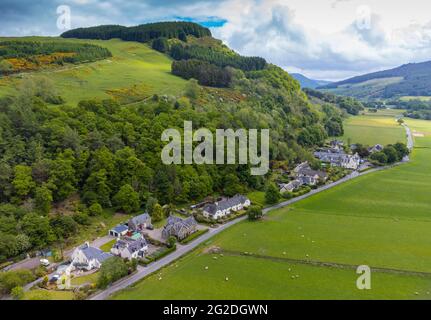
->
[[111, 238, 148, 260], [202, 194, 251, 220], [70, 242, 112, 271]]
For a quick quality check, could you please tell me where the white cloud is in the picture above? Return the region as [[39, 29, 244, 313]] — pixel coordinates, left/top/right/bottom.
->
[[2, 0, 431, 80], [204, 0, 431, 80]]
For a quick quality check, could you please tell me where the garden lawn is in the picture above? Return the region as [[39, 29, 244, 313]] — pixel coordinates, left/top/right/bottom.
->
[[71, 272, 99, 286], [100, 239, 116, 252]]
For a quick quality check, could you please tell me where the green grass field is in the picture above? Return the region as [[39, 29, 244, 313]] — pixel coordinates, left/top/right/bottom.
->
[[340, 110, 405, 146], [113, 118, 431, 300], [0, 37, 187, 105], [400, 96, 431, 102]]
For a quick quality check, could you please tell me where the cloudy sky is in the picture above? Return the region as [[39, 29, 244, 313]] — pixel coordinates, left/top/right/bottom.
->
[[2, 0, 431, 80]]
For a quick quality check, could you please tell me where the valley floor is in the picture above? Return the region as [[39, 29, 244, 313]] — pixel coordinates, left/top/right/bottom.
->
[[112, 114, 431, 300]]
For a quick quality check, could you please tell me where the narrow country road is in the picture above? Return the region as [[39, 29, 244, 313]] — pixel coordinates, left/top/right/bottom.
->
[[90, 122, 414, 300]]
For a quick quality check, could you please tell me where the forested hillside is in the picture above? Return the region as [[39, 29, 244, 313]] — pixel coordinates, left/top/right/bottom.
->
[[320, 60, 431, 99], [0, 22, 342, 262]]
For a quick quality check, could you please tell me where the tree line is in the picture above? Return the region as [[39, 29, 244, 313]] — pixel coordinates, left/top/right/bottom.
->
[[0, 41, 112, 75], [169, 43, 267, 71], [61, 22, 211, 42]]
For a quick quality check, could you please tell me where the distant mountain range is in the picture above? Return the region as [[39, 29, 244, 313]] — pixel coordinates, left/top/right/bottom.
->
[[319, 61, 431, 100], [290, 73, 332, 89]]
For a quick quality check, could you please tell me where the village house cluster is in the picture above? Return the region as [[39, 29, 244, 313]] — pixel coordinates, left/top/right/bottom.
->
[[43, 193, 252, 291], [314, 140, 361, 170], [277, 140, 391, 194]]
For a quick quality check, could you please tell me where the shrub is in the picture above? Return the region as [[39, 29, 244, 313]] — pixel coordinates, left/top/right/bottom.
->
[[167, 236, 176, 248], [265, 183, 280, 204], [88, 203, 103, 216], [247, 205, 263, 221], [97, 257, 129, 289], [11, 286, 24, 300]]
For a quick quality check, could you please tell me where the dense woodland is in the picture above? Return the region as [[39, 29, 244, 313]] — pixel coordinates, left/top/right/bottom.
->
[[0, 41, 112, 75], [169, 43, 267, 71], [0, 22, 344, 262], [61, 22, 211, 42], [172, 59, 232, 87]]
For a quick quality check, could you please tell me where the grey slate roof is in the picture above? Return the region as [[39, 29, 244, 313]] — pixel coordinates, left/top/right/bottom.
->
[[202, 194, 249, 216], [79, 243, 112, 263], [163, 215, 197, 239], [126, 238, 147, 254], [111, 224, 128, 234], [299, 168, 327, 179], [112, 238, 148, 254], [129, 213, 151, 228]]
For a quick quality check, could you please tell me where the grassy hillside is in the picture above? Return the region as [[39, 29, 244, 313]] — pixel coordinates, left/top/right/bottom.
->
[[0, 37, 187, 105], [113, 117, 431, 300]]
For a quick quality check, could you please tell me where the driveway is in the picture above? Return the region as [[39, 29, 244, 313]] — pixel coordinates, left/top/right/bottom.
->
[[4, 236, 114, 272]]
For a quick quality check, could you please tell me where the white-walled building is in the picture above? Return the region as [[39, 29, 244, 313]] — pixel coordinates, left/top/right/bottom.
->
[[202, 195, 251, 220]]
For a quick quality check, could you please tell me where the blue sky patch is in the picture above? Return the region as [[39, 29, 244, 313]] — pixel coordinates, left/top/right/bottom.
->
[[174, 16, 227, 28]]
